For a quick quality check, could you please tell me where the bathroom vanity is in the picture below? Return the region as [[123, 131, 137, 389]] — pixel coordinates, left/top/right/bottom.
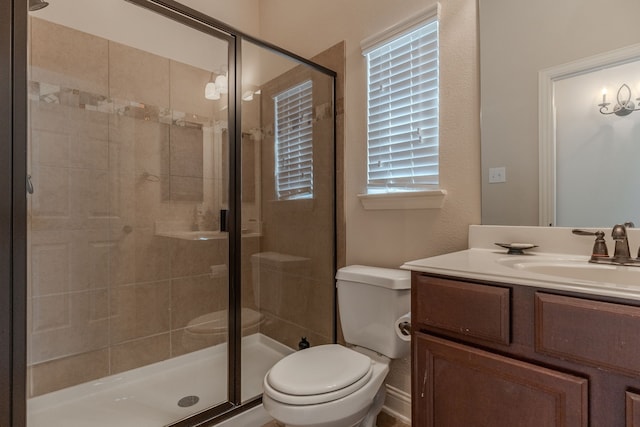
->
[[404, 226, 640, 427]]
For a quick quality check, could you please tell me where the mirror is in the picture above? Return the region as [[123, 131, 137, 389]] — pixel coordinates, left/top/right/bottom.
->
[[479, 0, 640, 226]]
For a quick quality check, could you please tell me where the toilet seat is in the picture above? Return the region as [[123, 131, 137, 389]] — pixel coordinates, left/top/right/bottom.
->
[[264, 344, 373, 405]]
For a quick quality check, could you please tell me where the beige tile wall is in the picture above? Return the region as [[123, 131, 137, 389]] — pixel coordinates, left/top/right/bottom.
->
[[27, 18, 232, 397], [30, 18, 108, 95], [27, 17, 340, 400]]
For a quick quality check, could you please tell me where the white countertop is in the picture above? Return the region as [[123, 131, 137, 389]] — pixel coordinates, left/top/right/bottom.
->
[[401, 225, 640, 301]]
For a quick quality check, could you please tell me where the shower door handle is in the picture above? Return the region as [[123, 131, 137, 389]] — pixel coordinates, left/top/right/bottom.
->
[[26, 174, 34, 194], [220, 209, 228, 232]]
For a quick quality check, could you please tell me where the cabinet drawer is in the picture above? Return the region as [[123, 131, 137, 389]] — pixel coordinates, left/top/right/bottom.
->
[[414, 275, 510, 345], [535, 293, 640, 376]]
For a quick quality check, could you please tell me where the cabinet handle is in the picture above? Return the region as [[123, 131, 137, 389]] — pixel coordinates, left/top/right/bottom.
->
[[420, 369, 428, 398]]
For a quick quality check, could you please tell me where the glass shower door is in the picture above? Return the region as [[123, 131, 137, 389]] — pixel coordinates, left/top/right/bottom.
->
[[239, 39, 336, 403], [26, 2, 234, 425]]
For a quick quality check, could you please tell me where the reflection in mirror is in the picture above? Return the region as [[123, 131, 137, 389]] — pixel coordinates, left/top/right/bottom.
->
[[539, 46, 640, 227], [165, 125, 204, 202], [480, 0, 640, 227]]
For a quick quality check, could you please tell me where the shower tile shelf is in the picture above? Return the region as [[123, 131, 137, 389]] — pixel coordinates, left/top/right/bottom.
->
[[155, 230, 229, 241], [154, 221, 261, 240], [154, 220, 226, 241], [155, 230, 262, 240]]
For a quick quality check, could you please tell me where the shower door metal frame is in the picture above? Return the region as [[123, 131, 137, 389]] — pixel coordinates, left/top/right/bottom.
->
[[2, 0, 28, 426], [3, 0, 337, 425]]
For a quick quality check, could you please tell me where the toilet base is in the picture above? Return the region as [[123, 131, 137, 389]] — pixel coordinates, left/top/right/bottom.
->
[[266, 385, 386, 427], [359, 386, 386, 427]]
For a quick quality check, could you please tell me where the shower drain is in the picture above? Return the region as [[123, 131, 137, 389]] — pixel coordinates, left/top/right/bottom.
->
[[177, 395, 200, 407]]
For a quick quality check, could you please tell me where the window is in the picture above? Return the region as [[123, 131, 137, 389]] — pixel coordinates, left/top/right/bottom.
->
[[274, 80, 314, 200], [364, 16, 439, 193]]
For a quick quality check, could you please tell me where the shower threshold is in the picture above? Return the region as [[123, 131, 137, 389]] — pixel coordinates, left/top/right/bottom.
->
[[27, 333, 292, 427]]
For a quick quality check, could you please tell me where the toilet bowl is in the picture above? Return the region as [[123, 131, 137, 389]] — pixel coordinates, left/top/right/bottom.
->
[[262, 345, 390, 427], [182, 307, 263, 348], [183, 256, 274, 349], [262, 265, 411, 427]]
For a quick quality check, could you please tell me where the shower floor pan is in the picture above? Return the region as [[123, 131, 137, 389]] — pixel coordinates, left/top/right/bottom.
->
[[27, 333, 292, 427]]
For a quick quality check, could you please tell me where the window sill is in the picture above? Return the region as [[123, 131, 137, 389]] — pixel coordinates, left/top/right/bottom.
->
[[357, 189, 447, 210]]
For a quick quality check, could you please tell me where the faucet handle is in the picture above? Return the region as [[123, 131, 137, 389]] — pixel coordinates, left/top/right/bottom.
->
[[572, 229, 599, 236], [572, 229, 609, 260]]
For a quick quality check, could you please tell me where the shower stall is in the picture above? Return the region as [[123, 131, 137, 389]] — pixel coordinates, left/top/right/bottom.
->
[[1, 0, 337, 426]]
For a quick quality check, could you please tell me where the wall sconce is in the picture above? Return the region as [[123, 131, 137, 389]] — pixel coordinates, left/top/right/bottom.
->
[[205, 73, 220, 100], [598, 84, 640, 116], [204, 66, 228, 100], [242, 88, 260, 102], [29, 0, 49, 11], [215, 73, 228, 94]]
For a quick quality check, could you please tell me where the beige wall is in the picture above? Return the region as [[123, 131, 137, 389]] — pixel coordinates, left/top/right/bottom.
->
[[258, 0, 482, 417], [259, 0, 481, 263]]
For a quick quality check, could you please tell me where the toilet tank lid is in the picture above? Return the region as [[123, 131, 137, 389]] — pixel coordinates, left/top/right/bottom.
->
[[336, 265, 411, 290]]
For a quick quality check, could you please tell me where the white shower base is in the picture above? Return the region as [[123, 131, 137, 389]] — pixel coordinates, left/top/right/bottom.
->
[[27, 333, 292, 427]]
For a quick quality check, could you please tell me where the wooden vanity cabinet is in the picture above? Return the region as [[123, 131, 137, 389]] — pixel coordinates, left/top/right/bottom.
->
[[411, 272, 640, 427], [413, 333, 588, 427]]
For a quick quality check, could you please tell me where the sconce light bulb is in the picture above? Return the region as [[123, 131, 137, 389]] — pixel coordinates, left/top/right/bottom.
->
[[215, 74, 228, 94], [205, 82, 220, 100], [242, 91, 254, 101]]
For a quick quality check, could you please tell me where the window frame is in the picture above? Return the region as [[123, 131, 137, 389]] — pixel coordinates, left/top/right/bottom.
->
[[273, 79, 314, 200], [361, 6, 444, 206]]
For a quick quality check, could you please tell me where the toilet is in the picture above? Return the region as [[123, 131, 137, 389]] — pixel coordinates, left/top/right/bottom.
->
[[182, 252, 310, 349], [262, 265, 411, 427], [182, 307, 263, 348], [183, 257, 263, 349]]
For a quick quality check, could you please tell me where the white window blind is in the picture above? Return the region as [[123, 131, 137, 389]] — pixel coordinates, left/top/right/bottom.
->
[[274, 80, 314, 200], [365, 19, 439, 191]]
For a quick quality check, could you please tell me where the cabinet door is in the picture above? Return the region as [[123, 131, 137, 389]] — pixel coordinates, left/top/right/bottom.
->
[[628, 392, 640, 427], [413, 333, 588, 427]]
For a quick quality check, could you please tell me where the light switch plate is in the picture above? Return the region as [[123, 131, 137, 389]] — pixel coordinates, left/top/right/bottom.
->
[[489, 167, 506, 183]]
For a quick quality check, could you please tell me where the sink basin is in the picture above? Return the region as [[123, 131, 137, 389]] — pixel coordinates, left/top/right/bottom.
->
[[498, 257, 640, 286]]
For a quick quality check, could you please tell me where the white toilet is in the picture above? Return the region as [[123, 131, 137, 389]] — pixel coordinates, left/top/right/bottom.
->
[[262, 265, 411, 427], [182, 307, 263, 348]]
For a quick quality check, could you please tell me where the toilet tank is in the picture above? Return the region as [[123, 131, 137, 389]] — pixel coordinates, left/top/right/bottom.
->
[[336, 265, 411, 359]]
